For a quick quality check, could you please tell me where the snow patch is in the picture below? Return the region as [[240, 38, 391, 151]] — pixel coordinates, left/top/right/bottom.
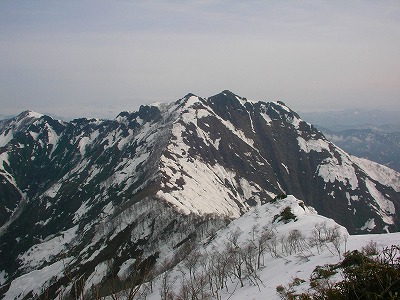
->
[[291, 117, 301, 129], [317, 156, 359, 190], [0, 131, 13, 147], [78, 136, 90, 155], [360, 218, 376, 231], [353, 156, 400, 192], [29, 131, 39, 140], [117, 258, 136, 280], [84, 261, 109, 294], [5, 257, 73, 300], [43, 182, 62, 198], [281, 163, 289, 174], [365, 178, 395, 224], [159, 153, 243, 217], [26, 111, 44, 119], [239, 177, 261, 202], [45, 123, 60, 146], [18, 226, 78, 271], [73, 200, 91, 223], [297, 136, 330, 153], [185, 95, 201, 107], [0, 270, 7, 285]]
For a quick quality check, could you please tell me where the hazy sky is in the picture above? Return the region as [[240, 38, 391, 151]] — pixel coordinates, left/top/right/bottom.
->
[[1, 0, 399, 119]]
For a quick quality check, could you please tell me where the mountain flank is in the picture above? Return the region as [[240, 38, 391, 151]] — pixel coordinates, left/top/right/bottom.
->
[[0, 90, 399, 299]]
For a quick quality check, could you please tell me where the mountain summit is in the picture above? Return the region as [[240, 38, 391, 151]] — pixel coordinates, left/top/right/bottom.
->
[[0, 91, 399, 298]]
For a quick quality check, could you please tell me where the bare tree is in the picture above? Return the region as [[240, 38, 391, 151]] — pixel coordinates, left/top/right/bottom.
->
[[257, 228, 275, 269], [266, 233, 279, 258], [159, 270, 175, 300], [251, 224, 259, 241], [287, 229, 307, 255], [223, 234, 246, 289], [329, 225, 343, 259]]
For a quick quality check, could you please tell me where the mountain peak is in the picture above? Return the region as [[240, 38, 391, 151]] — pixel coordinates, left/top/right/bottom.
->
[[221, 89, 238, 96], [184, 92, 198, 98], [1, 91, 400, 299], [212, 90, 244, 100], [207, 90, 249, 110], [17, 110, 44, 120]]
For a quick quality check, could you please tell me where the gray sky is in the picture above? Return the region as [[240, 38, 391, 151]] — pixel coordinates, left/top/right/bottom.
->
[[1, 0, 399, 119]]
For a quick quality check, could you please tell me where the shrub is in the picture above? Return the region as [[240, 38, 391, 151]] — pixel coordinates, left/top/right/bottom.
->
[[361, 240, 379, 256], [340, 250, 373, 268], [290, 277, 306, 287], [273, 206, 297, 224], [277, 245, 400, 300], [310, 265, 337, 281], [271, 194, 287, 203]]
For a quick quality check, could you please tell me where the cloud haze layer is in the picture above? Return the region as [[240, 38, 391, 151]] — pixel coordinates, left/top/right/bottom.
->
[[1, 1, 399, 118]]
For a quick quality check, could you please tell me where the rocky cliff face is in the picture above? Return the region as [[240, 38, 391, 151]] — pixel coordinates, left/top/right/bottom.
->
[[0, 91, 399, 299]]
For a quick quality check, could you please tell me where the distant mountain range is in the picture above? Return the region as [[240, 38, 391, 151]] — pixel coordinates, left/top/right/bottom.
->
[[0, 91, 399, 299], [320, 128, 400, 172], [300, 109, 400, 172], [300, 109, 400, 132]]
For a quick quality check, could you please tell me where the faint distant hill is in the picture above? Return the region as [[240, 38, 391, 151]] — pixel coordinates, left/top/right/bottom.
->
[[300, 109, 400, 132], [300, 109, 400, 172], [0, 114, 16, 121], [322, 127, 400, 172]]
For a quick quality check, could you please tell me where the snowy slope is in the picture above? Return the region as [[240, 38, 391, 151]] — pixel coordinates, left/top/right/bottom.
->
[[0, 91, 400, 299], [153, 91, 400, 233], [143, 195, 400, 300]]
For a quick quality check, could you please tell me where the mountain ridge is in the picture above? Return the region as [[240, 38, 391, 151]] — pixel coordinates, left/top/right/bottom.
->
[[0, 90, 399, 299]]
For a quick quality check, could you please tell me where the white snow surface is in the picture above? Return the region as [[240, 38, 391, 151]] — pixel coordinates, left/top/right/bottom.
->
[[259, 103, 273, 125], [158, 113, 268, 217], [26, 111, 44, 119], [185, 95, 202, 107], [353, 156, 400, 192], [43, 182, 62, 198], [45, 123, 60, 146], [18, 226, 78, 272], [83, 261, 109, 294], [364, 178, 395, 224], [143, 196, 400, 300], [297, 136, 330, 153], [4, 257, 73, 300], [158, 157, 243, 217], [0, 130, 13, 147], [360, 218, 376, 231], [117, 258, 136, 280], [317, 154, 359, 190], [0, 270, 7, 286]]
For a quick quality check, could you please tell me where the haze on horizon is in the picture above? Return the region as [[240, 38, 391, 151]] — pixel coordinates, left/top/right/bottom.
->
[[1, 1, 399, 119]]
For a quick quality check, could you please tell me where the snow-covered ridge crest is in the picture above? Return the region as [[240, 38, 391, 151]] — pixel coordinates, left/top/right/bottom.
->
[[0, 110, 43, 136], [1, 90, 399, 233], [177, 196, 343, 262], [141, 195, 352, 299], [142, 195, 400, 300], [1, 90, 400, 299], [154, 91, 400, 234]]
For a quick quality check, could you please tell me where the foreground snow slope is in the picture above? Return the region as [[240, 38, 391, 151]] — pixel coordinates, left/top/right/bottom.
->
[[145, 195, 400, 300]]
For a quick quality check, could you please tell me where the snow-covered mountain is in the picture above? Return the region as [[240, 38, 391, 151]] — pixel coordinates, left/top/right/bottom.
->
[[0, 91, 399, 299]]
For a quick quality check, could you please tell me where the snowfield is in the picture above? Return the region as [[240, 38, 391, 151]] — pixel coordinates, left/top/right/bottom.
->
[[141, 196, 400, 300], [1, 92, 400, 299], [5, 195, 399, 300]]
